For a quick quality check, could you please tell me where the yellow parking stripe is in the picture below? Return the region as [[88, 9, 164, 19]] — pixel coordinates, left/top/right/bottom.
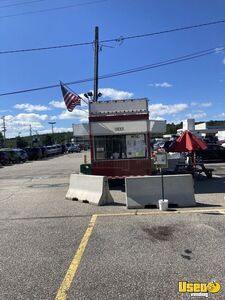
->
[[96, 208, 225, 218], [55, 214, 97, 300], [55, 207, 225, 299]]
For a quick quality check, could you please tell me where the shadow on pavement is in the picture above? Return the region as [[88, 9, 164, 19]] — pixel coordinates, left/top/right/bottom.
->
[[194, 176, 225, 194], [106, 202, 126, 207], [109, 179, 125, 192], [195, 202, 221, 207]]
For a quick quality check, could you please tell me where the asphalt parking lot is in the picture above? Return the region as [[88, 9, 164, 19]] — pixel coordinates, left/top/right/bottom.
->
[[0, 153, 225, 299]]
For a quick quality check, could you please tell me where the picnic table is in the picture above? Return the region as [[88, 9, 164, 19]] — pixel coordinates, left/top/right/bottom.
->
[[174, 162, 214, 178]]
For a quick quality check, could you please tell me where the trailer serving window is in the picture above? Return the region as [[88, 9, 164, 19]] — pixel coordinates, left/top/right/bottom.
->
[[94, 134, 147, 160]]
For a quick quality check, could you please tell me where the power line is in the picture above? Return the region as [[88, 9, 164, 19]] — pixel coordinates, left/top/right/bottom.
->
[[0, 0, 21, 2], [0, 41, 93, 54], [0, 45, 224, 97], [0, 0, 46, 9], [1, 19, 225, 55], [0, 0, 107, 19], [110, 19, 225, 42]]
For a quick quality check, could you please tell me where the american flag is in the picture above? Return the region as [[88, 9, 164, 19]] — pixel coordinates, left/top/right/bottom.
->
[[60, 82, 81, 112]]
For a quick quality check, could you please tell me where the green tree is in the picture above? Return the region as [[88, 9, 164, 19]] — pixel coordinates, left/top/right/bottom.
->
[[16, 136, 28, 148], [0, 132, 4, 148], [42, 134, 53, 146], [166, 122, 182, 134]]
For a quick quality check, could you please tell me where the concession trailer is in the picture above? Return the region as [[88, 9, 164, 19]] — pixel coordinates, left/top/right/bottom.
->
[[88, 98, 152, 178]]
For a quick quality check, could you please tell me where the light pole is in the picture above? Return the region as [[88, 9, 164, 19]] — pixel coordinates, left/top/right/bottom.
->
[[1, 116, 6, 147], [48, 122, 56, 135], [49, 122, 56, 145]]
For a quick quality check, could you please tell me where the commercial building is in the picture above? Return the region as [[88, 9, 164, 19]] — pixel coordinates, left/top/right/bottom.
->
[[178, 119, 225, 141]]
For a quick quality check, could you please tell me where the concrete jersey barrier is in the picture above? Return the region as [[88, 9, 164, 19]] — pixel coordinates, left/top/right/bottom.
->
[[66, 174, 114, 206], [126, 174, 196, 209]]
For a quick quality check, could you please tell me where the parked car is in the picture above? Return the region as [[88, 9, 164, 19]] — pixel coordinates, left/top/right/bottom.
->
[[153, 140, 165, 151], [61, 144, 67, 154], [0, 150, 10, 165], [163, 140, 175, 152], [13, 149, 28, 163], [196, 144, 225, 162], [40, 146, 48, 158], [25, 147, 42, 160], [2, 148, 21, 164], [45, 145, 62, 156], [56, 144, 62, 154], [153, 140, 174, 152], [78, 144, 89, 151], [67, 144, 81, 153]]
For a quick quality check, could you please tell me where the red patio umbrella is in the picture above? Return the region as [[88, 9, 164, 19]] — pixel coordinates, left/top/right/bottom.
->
[[168, 131, 207, 166], [168, 130, 207, 152]]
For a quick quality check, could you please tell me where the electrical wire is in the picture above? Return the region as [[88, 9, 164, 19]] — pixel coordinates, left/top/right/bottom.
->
[[1, 19, 225, 55], [0, 0, 107, 19], [0, 45, 224, 97], [0, 0, 46, 9]]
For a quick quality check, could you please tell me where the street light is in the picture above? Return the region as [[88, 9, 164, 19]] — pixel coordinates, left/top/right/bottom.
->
[[84, 91, 102, 101], [48, 122, 56, 135]]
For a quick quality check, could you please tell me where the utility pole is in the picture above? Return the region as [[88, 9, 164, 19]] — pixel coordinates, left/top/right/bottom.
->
[[29, 124, 32, 137], [93, 26, 99, 102], [2, 116, 6, 146]]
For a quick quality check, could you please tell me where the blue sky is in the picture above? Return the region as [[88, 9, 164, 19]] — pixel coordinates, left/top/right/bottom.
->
[[0, 0, 225, 137]]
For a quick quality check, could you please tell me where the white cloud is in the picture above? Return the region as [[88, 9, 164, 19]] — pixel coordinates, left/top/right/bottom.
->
[[50, 115, 57, 121], [191, 101, 212, 108], [216, 112, 225, 118], [14, 113, 49, 122], [199, 102, 212, 108], [223, 58, 225, 65], [99, 88, 134, 99], [14, 103, 49, 112], [149, 103, 188, 118], [38, 127, 73, 134], [3, 112, 78, 138], [49, 88, 133, 108], [186, 111, 207, 120], [58, 109, 88, 120], [49, 98, 88, 109], [5, 113, 49, 125], [49, 100, 65, 109], [150, 116, 165, 121], [148, 82, 173, 88], [3, 113, 52, 137]]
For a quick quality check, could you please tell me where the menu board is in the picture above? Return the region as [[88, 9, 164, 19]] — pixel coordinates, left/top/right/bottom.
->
[[126, 134, 146, 158], [155, 152, 168, 168]]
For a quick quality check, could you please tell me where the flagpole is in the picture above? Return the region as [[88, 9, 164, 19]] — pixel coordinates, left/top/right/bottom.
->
[[93, 26, 99, 102]]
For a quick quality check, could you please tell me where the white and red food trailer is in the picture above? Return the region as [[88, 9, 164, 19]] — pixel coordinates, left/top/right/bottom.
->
[[89, 98, 151, 178]]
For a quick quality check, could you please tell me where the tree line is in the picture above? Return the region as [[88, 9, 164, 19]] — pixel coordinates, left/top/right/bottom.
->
[[0, 131, 73, 149]]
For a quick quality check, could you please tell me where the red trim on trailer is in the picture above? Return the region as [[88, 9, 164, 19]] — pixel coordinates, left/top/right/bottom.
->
[[147, 131, 151, 157], [92, 158, 151, 177], [108, 175, 148, 179], [89, 114, 149, 122]]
